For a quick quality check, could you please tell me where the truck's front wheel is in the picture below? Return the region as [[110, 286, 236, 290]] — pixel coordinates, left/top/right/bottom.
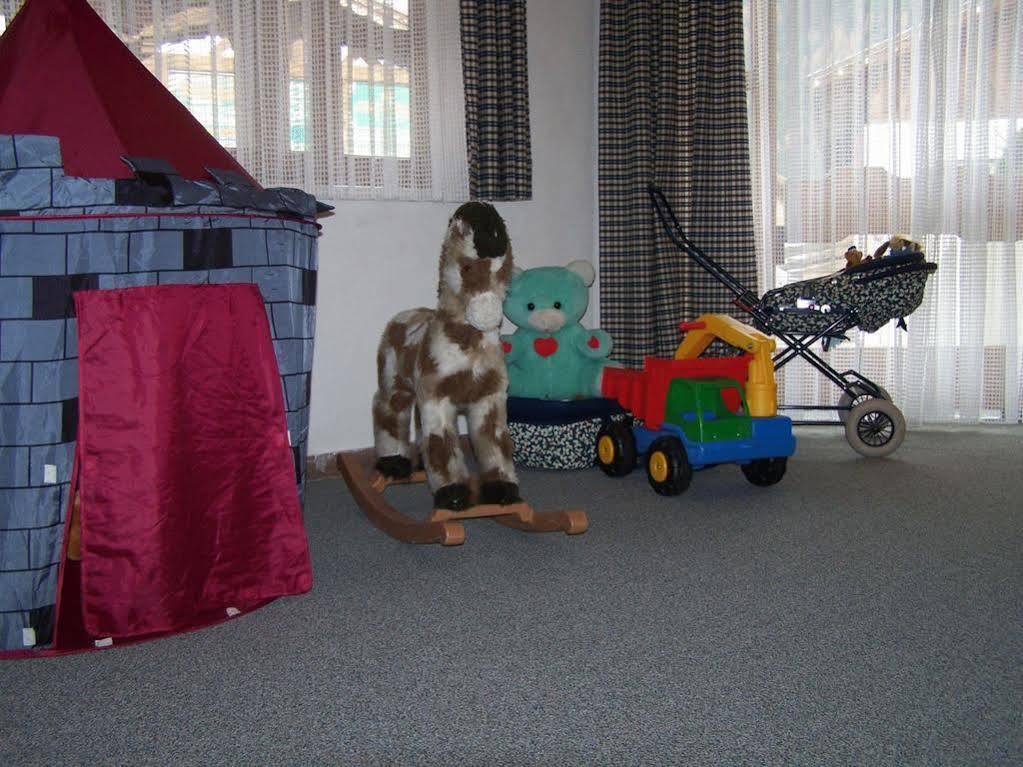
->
[[646, 437, 692, 496]]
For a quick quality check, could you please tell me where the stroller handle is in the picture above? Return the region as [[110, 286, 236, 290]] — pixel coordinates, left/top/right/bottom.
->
[[647, 184, 759, 309]]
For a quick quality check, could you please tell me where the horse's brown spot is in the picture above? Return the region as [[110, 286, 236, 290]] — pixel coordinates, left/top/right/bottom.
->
[[479, 407, 501, 442], [497, 428, 514, 459], [388, 387, 414, 413], [386, 322, 406, 351], [443, 319, 481, 352], [435, 369, 502, 403], [474, 406, 514, 465], [480, 405, 514, 458], [373, 397, 399, 439], [473, 370, 503, 401], [398, 347, 416, 379], [459, 257, 493, 293], [418, 343, 438, 377], [434, 370, 472, 401], [496, 251, 514, 285], [426, 432, 457, 474]]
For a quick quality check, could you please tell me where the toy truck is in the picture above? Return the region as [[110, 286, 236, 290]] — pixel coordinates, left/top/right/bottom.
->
[[596, 316, 795, 495]]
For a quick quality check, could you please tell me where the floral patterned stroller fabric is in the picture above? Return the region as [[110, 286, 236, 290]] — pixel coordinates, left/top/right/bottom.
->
[[758, 252, 938, 335]]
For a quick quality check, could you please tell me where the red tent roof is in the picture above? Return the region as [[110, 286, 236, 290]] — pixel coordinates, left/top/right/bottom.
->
[[0, 0, 257, 185]]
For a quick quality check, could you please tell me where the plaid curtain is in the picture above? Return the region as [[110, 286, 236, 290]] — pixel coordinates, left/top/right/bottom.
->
[[598, 0, 757, 367], [459, 0, 531, 200]]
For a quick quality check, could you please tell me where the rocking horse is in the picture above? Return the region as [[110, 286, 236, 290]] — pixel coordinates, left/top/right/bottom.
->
[[337, 202, 588, 545]]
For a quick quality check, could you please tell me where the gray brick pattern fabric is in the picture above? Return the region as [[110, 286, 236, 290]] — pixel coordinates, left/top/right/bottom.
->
[[597, 1, 757, 367], [460, 0, 531, 201], [0, 134, 320, 654]]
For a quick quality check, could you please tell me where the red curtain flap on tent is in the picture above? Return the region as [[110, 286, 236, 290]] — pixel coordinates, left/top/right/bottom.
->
[[0, 0, 256, 184], [69, 284, 311, 641]]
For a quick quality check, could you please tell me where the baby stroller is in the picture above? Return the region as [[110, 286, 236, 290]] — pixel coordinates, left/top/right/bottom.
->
[[647, 185, 938, 457]]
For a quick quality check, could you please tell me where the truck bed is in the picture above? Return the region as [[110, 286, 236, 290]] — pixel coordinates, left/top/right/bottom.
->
[[601, 355, 752, 429]]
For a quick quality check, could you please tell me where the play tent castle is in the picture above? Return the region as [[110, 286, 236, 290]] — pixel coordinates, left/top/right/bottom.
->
[[1, 0, 324, 655]]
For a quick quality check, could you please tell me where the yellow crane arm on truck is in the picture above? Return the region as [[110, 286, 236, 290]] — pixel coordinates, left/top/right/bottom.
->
[[674, 314, 778, 417]]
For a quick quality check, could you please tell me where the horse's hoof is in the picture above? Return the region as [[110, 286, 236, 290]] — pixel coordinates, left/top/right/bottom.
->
[[375, 455, 412, 479], [479, 481, 522, 506], [434, 483, 472, 511]]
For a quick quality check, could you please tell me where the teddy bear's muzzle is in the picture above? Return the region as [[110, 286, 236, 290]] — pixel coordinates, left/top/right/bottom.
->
[[527, 309, 566, 333]]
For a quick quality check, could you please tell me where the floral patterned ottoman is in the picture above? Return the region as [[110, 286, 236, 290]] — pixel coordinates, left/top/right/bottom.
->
[[507, 397, 630, 470]]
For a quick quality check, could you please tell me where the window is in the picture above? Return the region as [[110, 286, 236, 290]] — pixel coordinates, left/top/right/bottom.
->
[[745, 0, 1023, 423], [158, 35, 237, 149], [345, 55, 411, 157], [0, 0, 468, 201], [343, 0, 410, 29], [289, 40, 307, 151], [274, 0, 468, 199], [340, 0, 412, 158]]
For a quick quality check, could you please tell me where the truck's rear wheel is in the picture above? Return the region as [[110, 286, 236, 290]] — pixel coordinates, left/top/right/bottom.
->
[[595, 421, 636, 477], [741, 457, 787, 487], [646, 436, 692, 496]]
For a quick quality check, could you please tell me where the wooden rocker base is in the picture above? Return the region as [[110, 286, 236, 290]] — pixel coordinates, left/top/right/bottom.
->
[[337, 448, 588, 546]]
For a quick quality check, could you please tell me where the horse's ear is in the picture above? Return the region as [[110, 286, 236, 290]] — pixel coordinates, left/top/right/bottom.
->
[[449, 216, 472, 239]]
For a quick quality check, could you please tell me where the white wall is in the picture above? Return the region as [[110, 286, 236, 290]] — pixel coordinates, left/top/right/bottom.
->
[[308, 0, 600, 454]]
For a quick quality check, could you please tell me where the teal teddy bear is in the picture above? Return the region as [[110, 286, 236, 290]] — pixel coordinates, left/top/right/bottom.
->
[[501, 260, 614, 400]]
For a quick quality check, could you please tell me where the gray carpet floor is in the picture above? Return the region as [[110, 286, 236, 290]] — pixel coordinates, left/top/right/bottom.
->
[[2, 426, 1021, 766]]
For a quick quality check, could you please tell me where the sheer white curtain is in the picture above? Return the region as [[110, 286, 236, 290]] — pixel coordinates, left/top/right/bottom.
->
[[745, 0, 1022, 423], [1, 0, 469, 201]]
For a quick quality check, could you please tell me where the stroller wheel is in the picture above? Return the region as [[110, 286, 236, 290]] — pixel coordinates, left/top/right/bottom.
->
[[838, 383, 891, 424], [845, 399, 906, 458]]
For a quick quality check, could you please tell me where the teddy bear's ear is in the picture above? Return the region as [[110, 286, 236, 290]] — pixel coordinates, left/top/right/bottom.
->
[[565, 260, 596, 287]]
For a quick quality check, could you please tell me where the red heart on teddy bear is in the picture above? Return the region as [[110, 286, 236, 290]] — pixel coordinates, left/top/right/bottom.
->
[[533, 337, 558, 358]]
